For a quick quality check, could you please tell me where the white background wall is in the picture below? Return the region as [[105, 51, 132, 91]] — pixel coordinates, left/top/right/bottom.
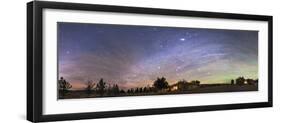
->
[[0, 0, 280, 123]]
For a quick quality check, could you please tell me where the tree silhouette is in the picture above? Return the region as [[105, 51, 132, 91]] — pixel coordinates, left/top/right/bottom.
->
[[148, 86, 154, 92], [139, 87, 143, 93], [127, 88, 134, 94], [84, 80, 95, 95], [58, 77, 72, 97], [107, 84, 113, 95], [153, 77, 169, 90], [255, 79, 258, 84], [246, 78, 255, 85], [236, 77, 245, 85], [191, 80, 200, 85], [96, 78, 106, 96], [112, 84, 120, 95], [120, 89, 125, 94], [143, 87, 147, 93], [177, 80, 189, 91], [135, 88, 139, 93], [231, 79, 235, 85]]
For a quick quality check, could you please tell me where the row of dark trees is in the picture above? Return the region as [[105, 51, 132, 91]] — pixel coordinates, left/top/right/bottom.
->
[[127, 86, 153, 94], [58, 77, 164, 95], [58, 77, 121, 96], [58, 77, 174, 96], [83, 78, 112, 96], [58, 76, 258, 97]]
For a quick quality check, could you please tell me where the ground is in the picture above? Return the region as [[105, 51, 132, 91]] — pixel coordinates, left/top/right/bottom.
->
[[59, 84, 258, 99]]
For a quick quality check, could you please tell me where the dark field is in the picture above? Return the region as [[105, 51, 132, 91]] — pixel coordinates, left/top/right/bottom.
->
[[59, 84, 258, 99]]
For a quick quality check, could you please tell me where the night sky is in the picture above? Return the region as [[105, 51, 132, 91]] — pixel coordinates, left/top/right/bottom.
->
[[58, 22, 258, 90]]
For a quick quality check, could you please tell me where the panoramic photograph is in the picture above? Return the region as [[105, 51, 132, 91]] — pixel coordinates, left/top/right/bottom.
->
[[57, 22, 258, 99]]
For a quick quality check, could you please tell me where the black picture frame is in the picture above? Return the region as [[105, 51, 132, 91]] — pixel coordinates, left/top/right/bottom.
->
[[27, 1, 273, 122]]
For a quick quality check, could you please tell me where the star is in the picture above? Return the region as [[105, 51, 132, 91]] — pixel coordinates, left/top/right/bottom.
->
[[180, 38, 185, 41]]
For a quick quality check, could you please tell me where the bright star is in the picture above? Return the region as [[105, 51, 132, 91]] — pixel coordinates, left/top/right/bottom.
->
[[180, 38, 185, 41]]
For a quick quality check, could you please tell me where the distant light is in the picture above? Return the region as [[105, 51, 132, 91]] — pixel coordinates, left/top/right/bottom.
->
[[180, 38, 185, 41]]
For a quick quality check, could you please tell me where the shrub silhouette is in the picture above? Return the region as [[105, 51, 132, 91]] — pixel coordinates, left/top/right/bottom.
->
[[58, 77, 72, 96]]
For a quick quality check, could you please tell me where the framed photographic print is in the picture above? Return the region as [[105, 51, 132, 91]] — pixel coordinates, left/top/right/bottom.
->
[[27, 1, 273, 122]]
